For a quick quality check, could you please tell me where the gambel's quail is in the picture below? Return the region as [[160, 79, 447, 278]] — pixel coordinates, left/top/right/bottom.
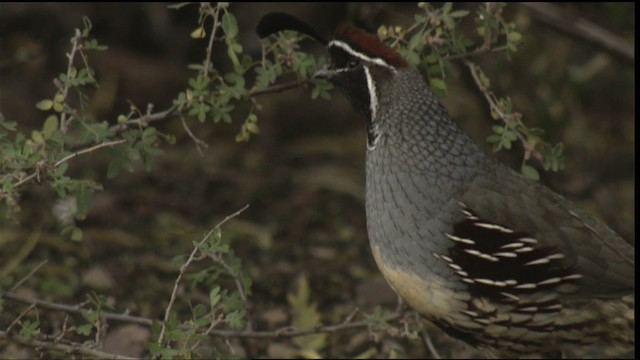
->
[[257, 12, 634, 357]]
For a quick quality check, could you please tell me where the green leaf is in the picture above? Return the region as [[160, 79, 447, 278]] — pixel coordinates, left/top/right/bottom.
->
[[222, 11, 238, 38], [19, 320, 40, 339], [31, 130, 45, 144], [193, 303, 207, 318], [43, 115, 58, 137], [35, 99, 53, 111], [442, 2, 452, 14], [210, 286, 221, 308], [449, 9, 470, 18], [486, 134, 502, 144], [76, 323, 93, 335], [507, 31, 522, 43], [75, 184, 92, 219], [429, 78, 446, 91], [167, 2, 190, 9], [425, 53, 439, 64], [53, 102, 64, 112], [521, 164, 540, 181], [408, 32, 425, 52], [191, 26, 206, 39], [71, 227, 83, 241]]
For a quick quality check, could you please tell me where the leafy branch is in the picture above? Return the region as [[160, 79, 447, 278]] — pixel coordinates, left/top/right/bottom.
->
[[376, 2, 564, 179]]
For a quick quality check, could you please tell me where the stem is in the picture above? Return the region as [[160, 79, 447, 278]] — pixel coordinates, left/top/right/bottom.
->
[[60, 29, 83, 133]]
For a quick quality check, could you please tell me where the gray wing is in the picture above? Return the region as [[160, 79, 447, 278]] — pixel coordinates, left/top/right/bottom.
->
[[458, 163, 634, 299]]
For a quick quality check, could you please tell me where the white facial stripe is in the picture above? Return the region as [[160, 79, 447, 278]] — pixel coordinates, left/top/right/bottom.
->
[[364, 66, 377, 122], [328, 40, 396, 72], [364, 65, 380, 151]]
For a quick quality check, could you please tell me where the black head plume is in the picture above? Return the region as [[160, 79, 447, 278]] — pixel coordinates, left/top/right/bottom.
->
[[256, 12, 327, 45]]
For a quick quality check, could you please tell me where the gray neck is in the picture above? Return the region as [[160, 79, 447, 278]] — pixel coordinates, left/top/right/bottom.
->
[[367, 67, 488, 185]]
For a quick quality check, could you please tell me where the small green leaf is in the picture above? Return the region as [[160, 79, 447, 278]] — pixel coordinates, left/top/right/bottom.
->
[[75, 185, 92, 219], [521, 164, 540, 181], [245, 122, 259, 134], [35, 99, 53, 111], [31, 130, 45, 144], [19, 320, 40, 339], [442, 2, 452, 14], [507, 31, 522, 43], [76, 323, 93, 336], [71, 227, 83, 241], [449, 10, 470, 18], [222, 11, 239, 38], [210, 286, 221, 308], [486, 134, 502, 144], [43, 115, 58, 136], [167, 2, 190, 9], [191, 26, 206, 39], [429, 78, 446, 91], [425, 53, 439, 64]]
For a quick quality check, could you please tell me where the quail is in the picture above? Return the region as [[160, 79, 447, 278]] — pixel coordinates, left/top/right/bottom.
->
[[257, 13, 635, 357]]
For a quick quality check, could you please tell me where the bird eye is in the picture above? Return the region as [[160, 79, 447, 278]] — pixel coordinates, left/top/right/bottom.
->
[[347, 58, 360, 69]]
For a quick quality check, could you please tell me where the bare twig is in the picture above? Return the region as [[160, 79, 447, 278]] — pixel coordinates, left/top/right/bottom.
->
[[8, 259, 48, 293], [0, 330, 137, 360], [59, 29, 83, 133], [444, 44, 508, 61], [1, 291, 153, 327], [248, 78, 310, 97], [54, 140, 126, 167], [202, 3, 222, 80], [520, 2, 634, 64], [124, 107, 176, 128], [422, 331, 442, 359], [180, 115, 208, 155], [5, 304, 37, 333]]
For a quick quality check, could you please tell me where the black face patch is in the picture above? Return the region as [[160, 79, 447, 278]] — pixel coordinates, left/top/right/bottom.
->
[[328, 46, 360, 72]]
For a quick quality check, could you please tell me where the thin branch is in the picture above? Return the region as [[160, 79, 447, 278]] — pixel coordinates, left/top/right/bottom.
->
[[248, 78, 310, 97], [59, 29, 83, 133], [0, 330, 137, 360], [156, 204, 249, 345], [180, 115, 208, 155], [54, 139, 126, 167], [5, 304, 36, 333], [1, 291, 153, 327], [9, 173, 37, 191], [9, 259, 48, 293], [202, 4, 222, 80], [520, 2, 634, 65], [1, 290, 407, 339], [422, 331, 442, 359], [464, 59, 542, 162], [443, 44, 508, 61], [123, 107, 176, 128], [11, 140, 127, 190]]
